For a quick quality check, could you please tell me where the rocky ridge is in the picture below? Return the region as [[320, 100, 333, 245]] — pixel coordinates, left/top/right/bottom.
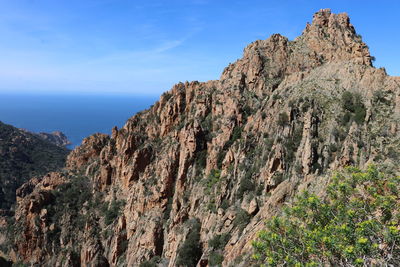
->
[[0, 121, 69, 212], [36, 131, 71, 147], [3, 9, 400, 266]]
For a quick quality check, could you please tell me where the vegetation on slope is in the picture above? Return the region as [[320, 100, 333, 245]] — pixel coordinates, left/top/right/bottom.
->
[[252, 165, 400, 266], [0, 121, 69, 211]]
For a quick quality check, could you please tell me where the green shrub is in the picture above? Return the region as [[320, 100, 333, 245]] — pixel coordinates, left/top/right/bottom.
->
[[252, 165, 400, 266], [208, 233, 231, 250], [261, 112, 267, 119], [387, 147, 399, 160], [216, 150, 227, 169], [139, 256, 161, 267], [329, 143, 338, 153], [277, 113, 289, 127], [204, 169, 221, 192], [209, 251, 224, 266], [340, 91, 366, 125], [233, 209, 251, 231], [208, 233, 231, 266], [373, 90, 389, 104], [104, 199, 126, 225], [220, 199, 230, 210], [242, 104, 253, 119], [195, 150, 207, 169], [283, 124, 303, 167], [354, 105, 366, 124], [237, 176, 255, 199], [342, 91, 355, 112], [176, 219, 202, 267]]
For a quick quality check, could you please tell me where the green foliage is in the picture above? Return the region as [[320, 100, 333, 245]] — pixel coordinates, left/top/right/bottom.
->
[[195, 150, 207, 169], [203, 169, 221, 193], [209, 251, 224, 266], [340, 91, 366, 125], [242, 104, 254, 121], [237, 173, 255, 199], [208, 233, 231, 266], [208, 233, 231, 250], [387, 147, 399, 160], [234, 209, 251, 231], [0, 121, 69, 210], [261, 112, 267, 119], [283, 123, 303, 167], [329, 143, 338, 153], [272, 94, 281, 101], [103, 199, 126, 225], [373, 89, 389, 104], [216, 150, 227, 169], [277, 113, 289, 127], [252, 165, 400, 266], [176, 219, 202, 267], [227, 126, 243, 147], [46, 175, 92, 228], [207, 200, 217, 213], [220, 199, 230, 210], [139, 256, 161, 267]]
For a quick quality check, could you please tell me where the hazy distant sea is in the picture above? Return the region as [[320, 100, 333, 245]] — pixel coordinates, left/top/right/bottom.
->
[[0, 93, 158, 149]]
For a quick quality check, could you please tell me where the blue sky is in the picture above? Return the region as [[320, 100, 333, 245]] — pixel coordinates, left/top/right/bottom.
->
[[0, 0, 399, 95]]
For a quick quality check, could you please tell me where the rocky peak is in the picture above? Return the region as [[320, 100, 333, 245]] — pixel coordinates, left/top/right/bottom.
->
[[221, 9, 372, 97], [300, 8, 372, 65]]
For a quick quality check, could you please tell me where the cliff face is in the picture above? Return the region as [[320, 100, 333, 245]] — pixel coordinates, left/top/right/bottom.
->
[[4, 9, 400, 266]]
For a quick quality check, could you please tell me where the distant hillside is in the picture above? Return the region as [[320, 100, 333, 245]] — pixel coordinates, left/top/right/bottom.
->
[[0, 121, 69, 211]]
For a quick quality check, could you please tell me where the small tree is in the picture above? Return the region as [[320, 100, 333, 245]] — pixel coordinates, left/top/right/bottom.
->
[[176, 219, 202, 267], [252, 165, 400, 266], [277, 113, 289, 127]]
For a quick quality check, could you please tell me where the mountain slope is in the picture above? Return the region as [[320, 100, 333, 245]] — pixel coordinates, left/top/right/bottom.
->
[[0, 121, 69, 212], [3, 9, 400, 266]]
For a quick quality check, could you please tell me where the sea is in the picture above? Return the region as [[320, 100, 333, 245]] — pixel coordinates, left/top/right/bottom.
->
[[0, 93, 158, 149]]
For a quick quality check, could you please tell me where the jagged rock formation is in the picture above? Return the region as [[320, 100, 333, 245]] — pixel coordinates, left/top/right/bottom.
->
[[3, 9, 400, 266]]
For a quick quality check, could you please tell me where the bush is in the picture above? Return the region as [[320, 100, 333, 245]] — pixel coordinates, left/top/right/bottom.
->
[[342, 91, 355, 112], [195, 150, 207, 169], [104, 199, 126, 225], [208, 233, 231, 250], [252, 165, 400, 266], [277, 113, 289, 127], [208, 233, 231, 266], [233, 209, 251, 231], [176, 219, 202, 267], [139, 256, 161, 267], [340, 91, 366, 125], [329, 143, 338, 153], [237, 176, 255, 199], [209, 251, 224, 266], [204, 169, 221, 192]]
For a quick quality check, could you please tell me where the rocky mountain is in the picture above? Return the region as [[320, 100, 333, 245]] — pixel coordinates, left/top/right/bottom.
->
[[2, 9, 400, 266], [0, 121, 70, 212], [19, 129, 71, 147], [36, 131, 71, 147]]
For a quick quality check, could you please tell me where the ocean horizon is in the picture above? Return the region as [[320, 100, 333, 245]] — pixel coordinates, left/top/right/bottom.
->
[[0, 92, 158, 149]]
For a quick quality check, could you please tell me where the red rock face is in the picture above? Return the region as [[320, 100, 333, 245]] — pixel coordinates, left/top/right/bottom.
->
[[5, 9, 400, 266]]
